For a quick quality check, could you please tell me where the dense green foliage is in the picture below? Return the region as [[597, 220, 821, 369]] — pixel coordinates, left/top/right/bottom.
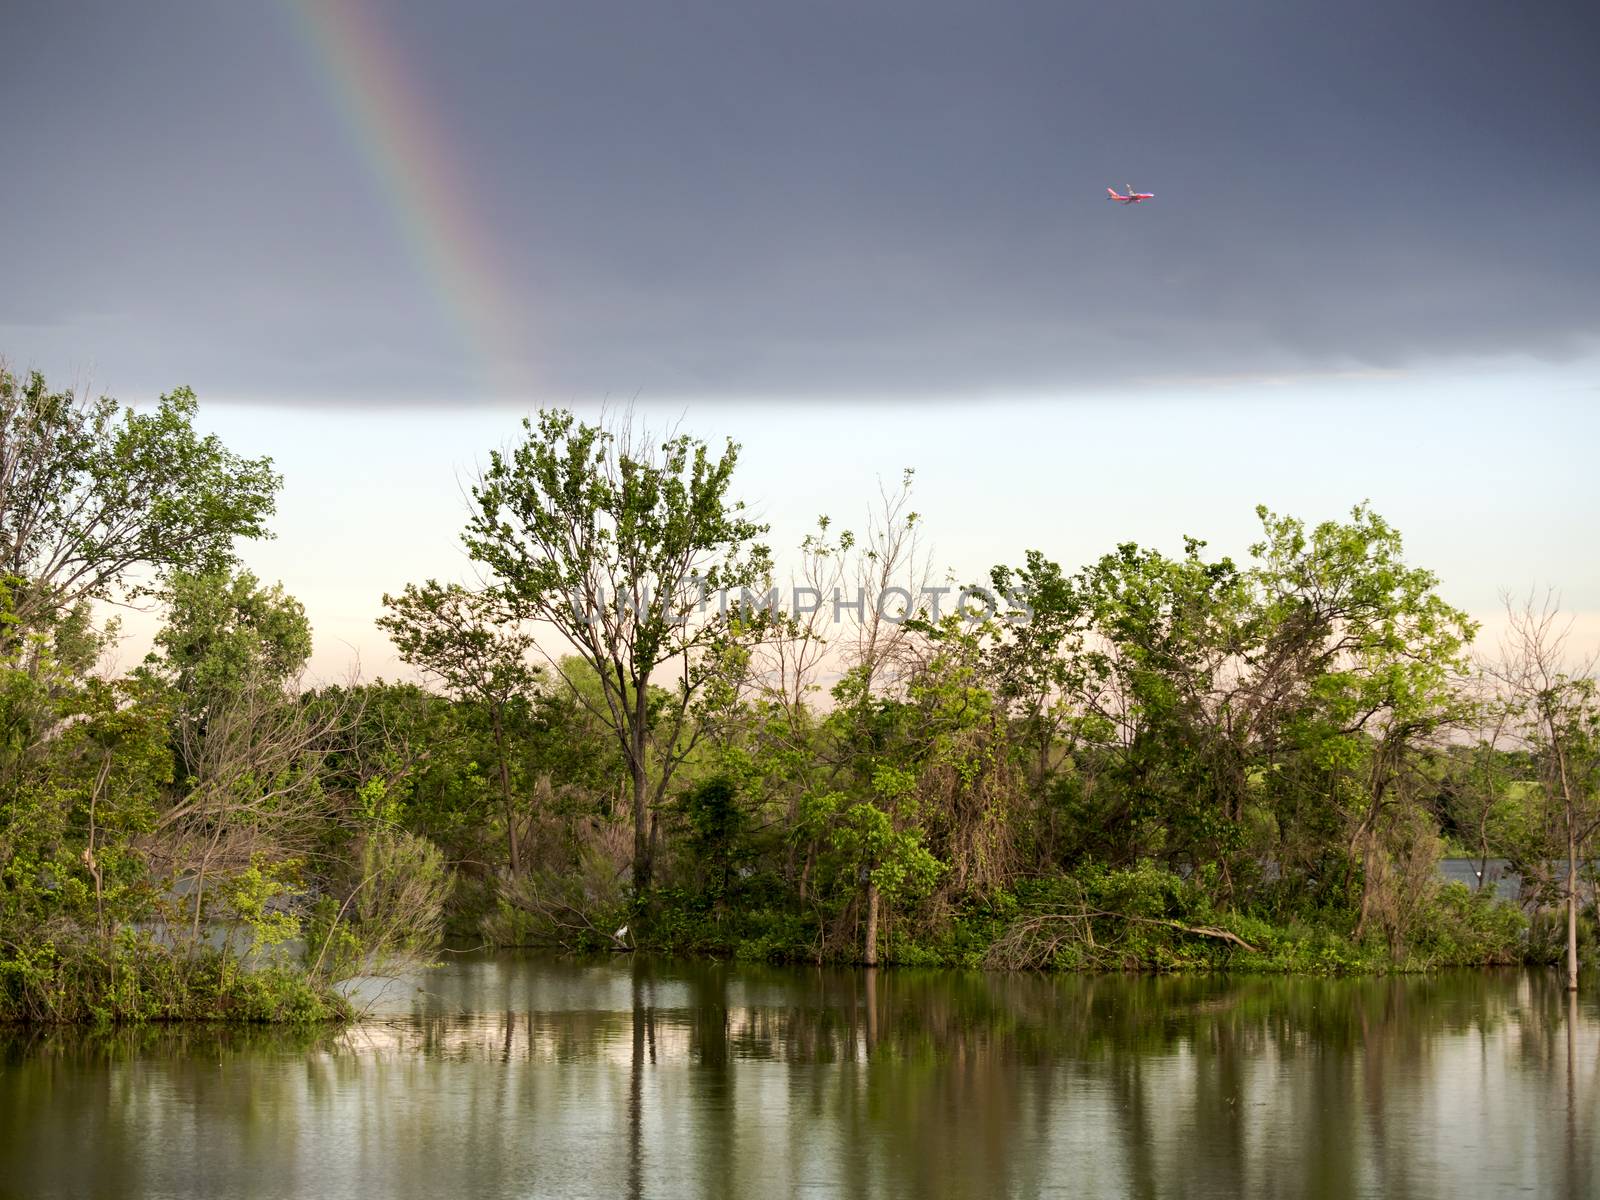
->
[[1, 370, 1595, 1022], [0, 369, 445, 1022]]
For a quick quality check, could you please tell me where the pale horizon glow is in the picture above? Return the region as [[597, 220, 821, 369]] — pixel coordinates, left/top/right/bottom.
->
[[91, 357, 1600, 685]]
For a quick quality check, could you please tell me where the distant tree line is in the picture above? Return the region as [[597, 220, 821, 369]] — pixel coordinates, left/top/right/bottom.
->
[[1, 367, 1596, 1020]]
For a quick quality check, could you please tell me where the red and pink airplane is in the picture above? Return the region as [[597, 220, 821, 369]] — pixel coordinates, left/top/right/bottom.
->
[[1107, 185, 1154, 205]]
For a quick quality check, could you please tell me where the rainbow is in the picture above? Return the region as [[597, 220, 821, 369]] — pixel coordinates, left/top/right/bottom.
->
[[284, 0, 532, 398]]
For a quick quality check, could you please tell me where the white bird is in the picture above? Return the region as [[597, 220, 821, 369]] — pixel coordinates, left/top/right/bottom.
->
[[614, 924, 629, 942]]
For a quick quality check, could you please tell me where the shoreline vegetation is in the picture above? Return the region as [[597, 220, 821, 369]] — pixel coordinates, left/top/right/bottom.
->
[[2, 366, 1596, 1023]]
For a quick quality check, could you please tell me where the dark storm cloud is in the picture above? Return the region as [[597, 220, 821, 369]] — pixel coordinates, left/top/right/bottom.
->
[[2, 0, 1596, 404]]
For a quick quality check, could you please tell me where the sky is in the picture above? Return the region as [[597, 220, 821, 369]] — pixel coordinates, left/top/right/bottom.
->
[[2, 0, 1596, 676]]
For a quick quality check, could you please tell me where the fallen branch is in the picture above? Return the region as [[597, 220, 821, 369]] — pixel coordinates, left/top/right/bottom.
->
[[985, 906, 1259, 970], [1116, 914, 1260, 953]]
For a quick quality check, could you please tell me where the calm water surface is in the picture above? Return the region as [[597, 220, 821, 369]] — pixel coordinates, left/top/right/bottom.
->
[[1, 954, 1597, 1199]]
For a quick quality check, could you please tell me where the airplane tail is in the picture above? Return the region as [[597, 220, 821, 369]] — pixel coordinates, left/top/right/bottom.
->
[[1106, 187, 1120, 199]]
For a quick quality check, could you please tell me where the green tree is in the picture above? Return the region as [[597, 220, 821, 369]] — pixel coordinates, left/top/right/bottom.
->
[[1249, 504, 1474, 943], [0, 366, 279, 643], [377, 581, 541, 873], [151, 570, 312, 711], [464, 409, 770, 893], [990, 503, 1474, 942], [986, 550, 1093, 799], [1073, 534, 1259, 884], [0, 671, 173, 945]]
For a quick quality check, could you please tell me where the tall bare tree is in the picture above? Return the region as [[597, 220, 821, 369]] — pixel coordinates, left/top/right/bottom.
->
[[1488, 593, 1600, 991]]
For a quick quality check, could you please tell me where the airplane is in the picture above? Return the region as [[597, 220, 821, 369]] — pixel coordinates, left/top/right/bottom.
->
[[1107, 185, 1154, 205]]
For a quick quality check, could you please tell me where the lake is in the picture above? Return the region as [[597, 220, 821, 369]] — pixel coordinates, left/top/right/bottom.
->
[[1, 954, 1596, 1199]]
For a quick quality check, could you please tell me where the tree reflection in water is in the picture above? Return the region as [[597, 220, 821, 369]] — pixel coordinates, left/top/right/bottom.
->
[[0, 957, 1596, 1199]]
